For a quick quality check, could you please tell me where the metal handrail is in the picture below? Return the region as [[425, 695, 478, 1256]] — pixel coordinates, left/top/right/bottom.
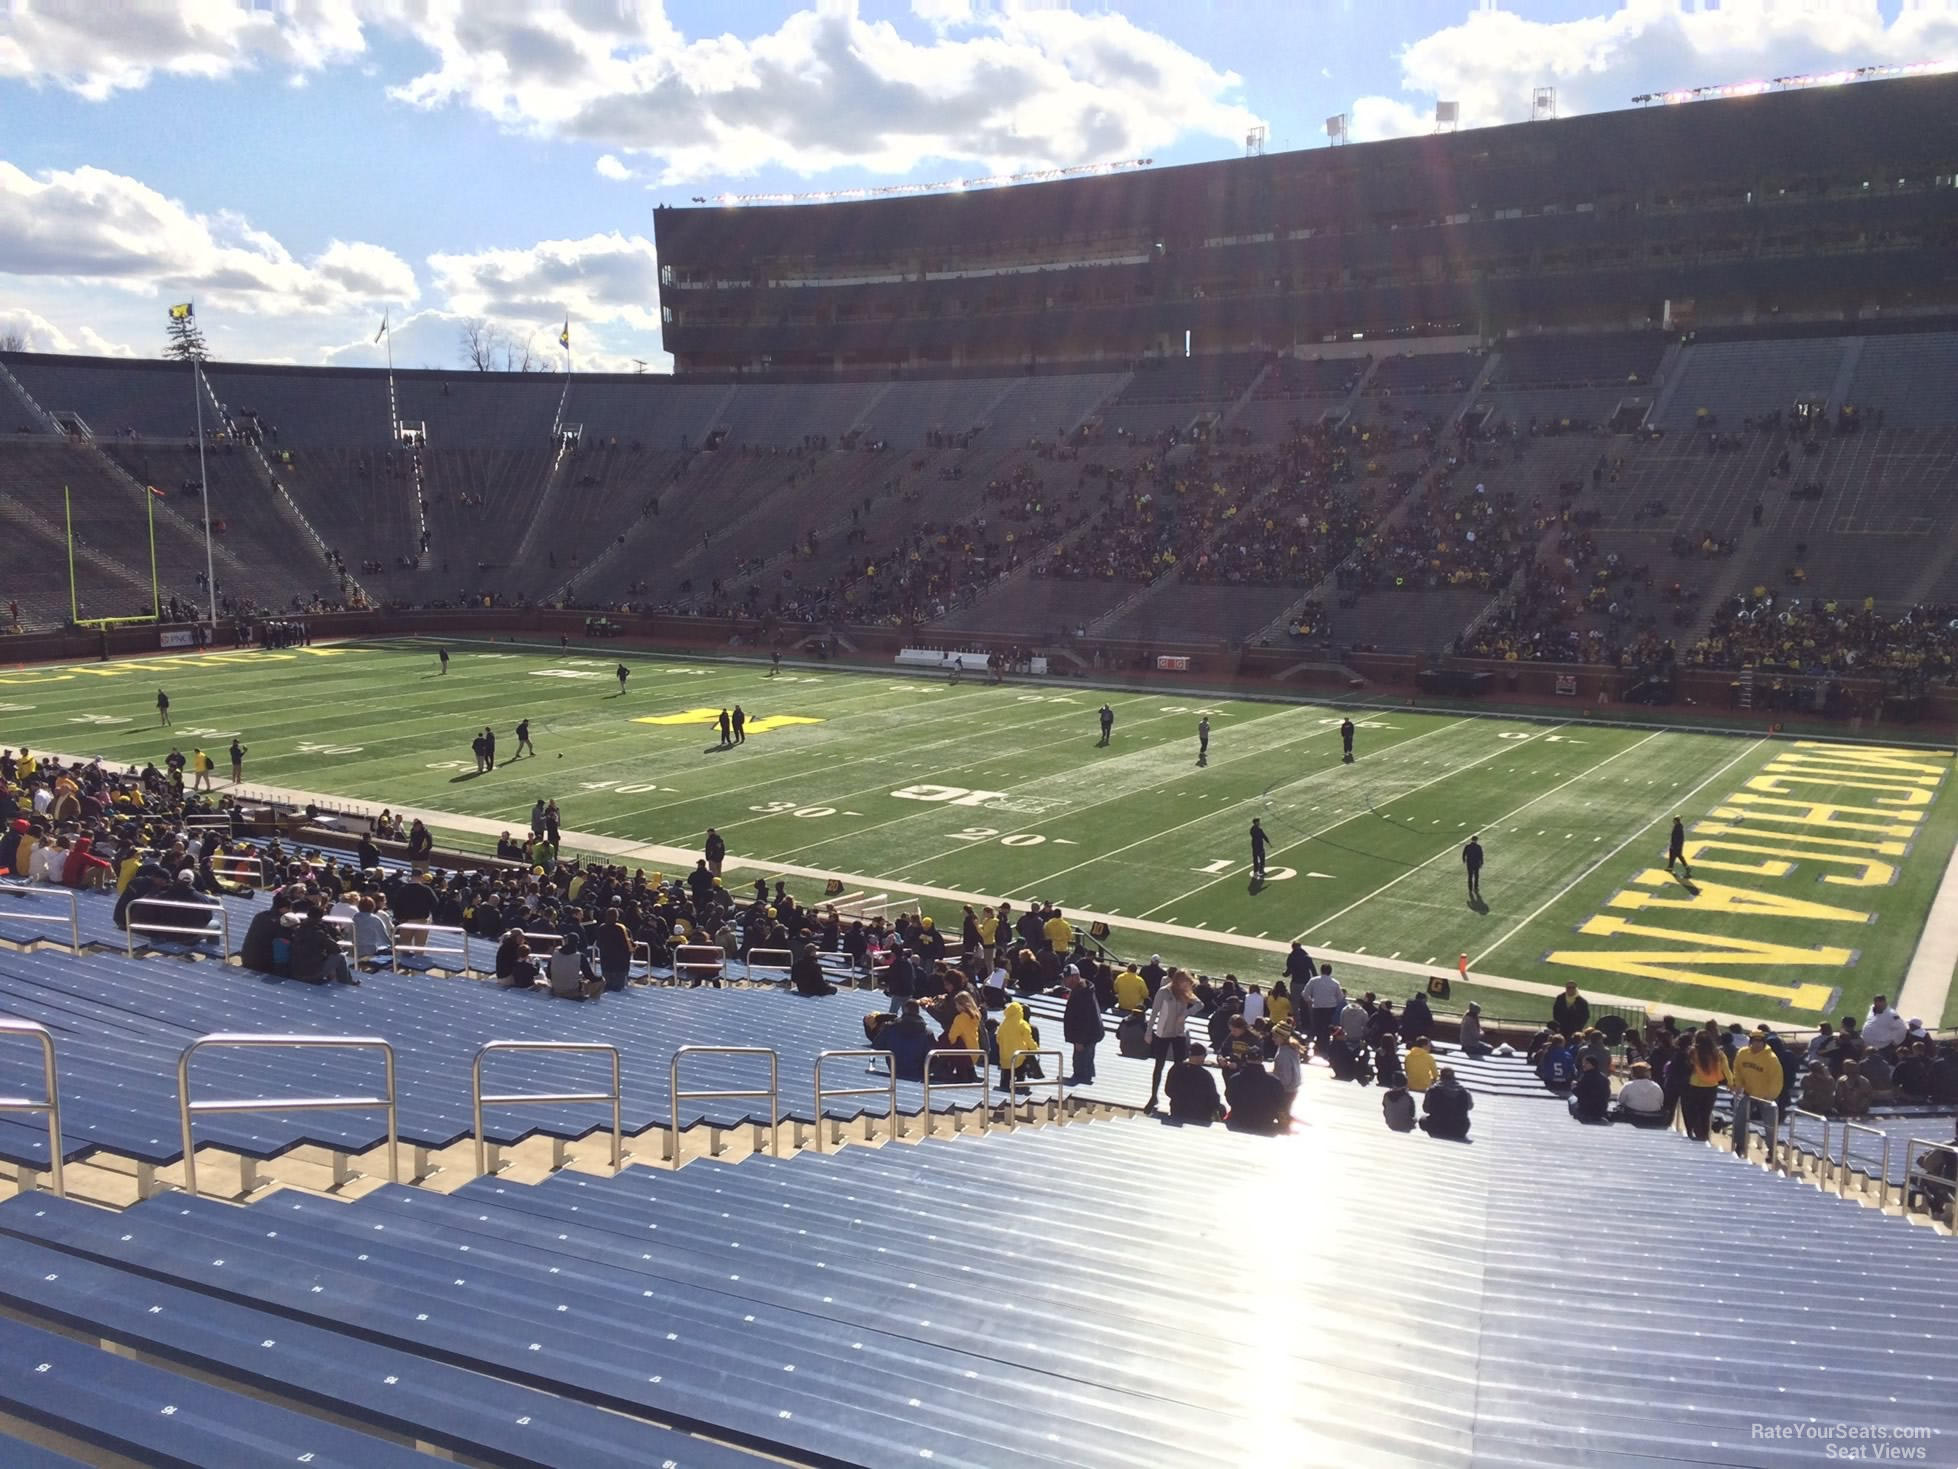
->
[[811, 1049, 899, 1152], [208, 853, 264, 889], [473, 1041, 622, 1176], [744, 947, 794, 984], [1001, 1047, 1069, 1128], [1903, 1136, 1958, 1224], [319, 912, 360, 965], [1779, 1106, 1831, 1181], [920, 1049, 992, 1138], [177, 1033, 398, 1199], [0, 1019, 64, 1197], [674, 944, 725, 984], [669, 1046, 778, 1163], [1837, 1119, 1894, 1208], [0, 884, 80, 951], [126, 897, 229, 959], [392, 922, 468, 974]]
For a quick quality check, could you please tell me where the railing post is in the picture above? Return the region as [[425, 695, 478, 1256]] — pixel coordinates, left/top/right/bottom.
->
[[0, 887, 82, 953], [0, 1020, 64, 1198], [1902, 1137, 1954, 1223], [668, 1047, 778, 1167], [177, 1034, 398, 1199], [472, 1040, 623, 1177], [920, 1049, 992, 1138], [811, 1050, 900, 1153]]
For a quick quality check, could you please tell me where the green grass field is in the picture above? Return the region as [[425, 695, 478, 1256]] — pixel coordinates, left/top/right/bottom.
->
[[7, 638, 1955, 1027]]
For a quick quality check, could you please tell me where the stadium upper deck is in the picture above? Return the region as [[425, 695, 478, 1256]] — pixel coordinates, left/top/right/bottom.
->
[[654, 72, 1958, 373]]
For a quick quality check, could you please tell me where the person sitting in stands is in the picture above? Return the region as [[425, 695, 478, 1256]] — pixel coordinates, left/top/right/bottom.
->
[[495, 930, 539, 989], [877, 1000, 933, 1083], [1859, 1047, 1899, 1103], [1799, 1061, 1837, 1115], [1381, 1084, 1416, 1133], [1834, 1060, 1873, 1118], [548, 935, 603, 1000], [351, 896, 394, 967], [1893, 1041, 1935, 1104], [1612, 1060, 1671, 1127], [933, 991, 982, 1083], [1164, 1044, 1225, 1123], [1420, 1067, 1474, 1140], [289, 906, 358, 986], [1404, 1035, 1437, 1093], [1225, 1060, 1290, 1135], [238, 891, 293, 976], [1569, 1054, 1612, 1123], [59, 831, 113, 891], [1537, 1034, 1578, 1094], [791, 942, 837, 996], [1456, 1002, 1491, 1058], [1323, 1026, 1370, 1084]]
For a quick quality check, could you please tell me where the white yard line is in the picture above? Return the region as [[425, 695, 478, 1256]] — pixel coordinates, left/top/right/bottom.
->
[[1296, 728, 1661, 941], [1473, 737, 1766, 969]]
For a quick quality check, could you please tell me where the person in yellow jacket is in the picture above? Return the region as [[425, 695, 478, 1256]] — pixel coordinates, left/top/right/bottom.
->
[[1042, 907, 1073, 953], [1112, 964, 1149, 1014], [995, 1001, 1037, 1094], [1404, 1035, 1438, 1092], [190, 748, 215, 791], [1730, 1028, 1785, 1160], [1267, 985, 1292, 1029]]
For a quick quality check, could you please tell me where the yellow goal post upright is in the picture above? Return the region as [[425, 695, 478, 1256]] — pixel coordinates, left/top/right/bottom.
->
[[65, 481, 162, 629]]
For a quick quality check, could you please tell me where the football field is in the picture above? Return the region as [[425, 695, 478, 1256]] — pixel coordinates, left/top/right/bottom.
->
[[8, 638, 1956, 1027]]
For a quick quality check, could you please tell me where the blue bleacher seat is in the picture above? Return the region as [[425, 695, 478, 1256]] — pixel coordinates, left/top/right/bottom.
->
[[0, 1228, 761, 1468], [0, 1309, 433, 1468]]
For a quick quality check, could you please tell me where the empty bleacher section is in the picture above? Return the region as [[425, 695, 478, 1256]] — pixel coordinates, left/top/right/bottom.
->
[[1111, 351, 1261, 405], [1656, 337, 1849, 431], [1365, 349, 1482, 397], [99, 438, 341, 606], [1487, 331, 1665, 389], [1840, 331, 1958, 426], [1255, 353, 1371, 399], [0, 439, 227, 623]]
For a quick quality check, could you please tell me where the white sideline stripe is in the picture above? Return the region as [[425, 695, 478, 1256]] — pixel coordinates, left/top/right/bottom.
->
[[1474, 737, 1766, 971], [71, 757, 1780, 1032], [1898, 837, 1958, 1025]]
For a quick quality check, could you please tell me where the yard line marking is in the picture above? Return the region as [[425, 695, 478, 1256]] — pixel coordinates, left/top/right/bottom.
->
[[1296, 729, 1662, 942], [1473, 737, 1765, 970]]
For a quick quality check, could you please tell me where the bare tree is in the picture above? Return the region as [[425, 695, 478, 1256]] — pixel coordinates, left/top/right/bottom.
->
[[504, 330, 540, 374], [458, 316, 500, 372], [0, 328, 25, 353]]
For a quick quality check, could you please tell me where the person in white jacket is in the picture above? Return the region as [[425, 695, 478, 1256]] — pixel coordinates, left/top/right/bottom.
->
[[1864, 996, 1908, 1052], [1144, 970, 1198, 1113], [1302, 968, 1345, 1045]]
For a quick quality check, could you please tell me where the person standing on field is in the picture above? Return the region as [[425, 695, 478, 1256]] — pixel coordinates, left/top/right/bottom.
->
[[229, 738, 247, 785], [1340, 717, 1355, 763], [1196, 716, 1210, 767], [156, 689, 171, 726], [1249, 818, 1269, 879], [1462, 834, 1484, 901], [1667, 817, 1692, 880], [1098, 704, 1114, 746]]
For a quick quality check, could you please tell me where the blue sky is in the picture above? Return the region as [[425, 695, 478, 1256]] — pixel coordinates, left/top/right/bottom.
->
[[1, 0, 1951, 372]]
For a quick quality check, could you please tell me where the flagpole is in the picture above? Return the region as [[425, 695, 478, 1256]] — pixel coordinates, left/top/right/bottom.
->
[[65, 485, 77, 625], [146, 479, 159, 621], [192, 357, 216, 626]]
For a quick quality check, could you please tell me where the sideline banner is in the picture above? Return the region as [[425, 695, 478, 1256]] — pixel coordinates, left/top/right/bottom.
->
[[159, 629, 196, 649]]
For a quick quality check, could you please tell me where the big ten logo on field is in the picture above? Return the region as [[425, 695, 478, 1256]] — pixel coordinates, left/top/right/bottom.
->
[[1546, 741, 1952, 1011], [632, 707, 823, 735]]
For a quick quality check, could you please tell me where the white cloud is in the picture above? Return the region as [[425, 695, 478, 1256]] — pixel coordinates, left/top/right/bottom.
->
[[1349, 0, 1958, 141], [386, 2, 1262, 182], [427, 231, 662, 332], [910, 0, 977, 30], [0, 304, 136, 357], [594, 153, 632, 181], [0, 0, 366, 100], [0, 161, 418, 315]]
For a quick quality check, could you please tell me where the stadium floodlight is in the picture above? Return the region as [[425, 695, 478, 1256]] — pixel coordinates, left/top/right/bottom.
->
[[1435, 100, 1459, 131], [1324, 113, 1346, 145], [1532, 86, 1557, 121], [1633, 57, 1955, 107]]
